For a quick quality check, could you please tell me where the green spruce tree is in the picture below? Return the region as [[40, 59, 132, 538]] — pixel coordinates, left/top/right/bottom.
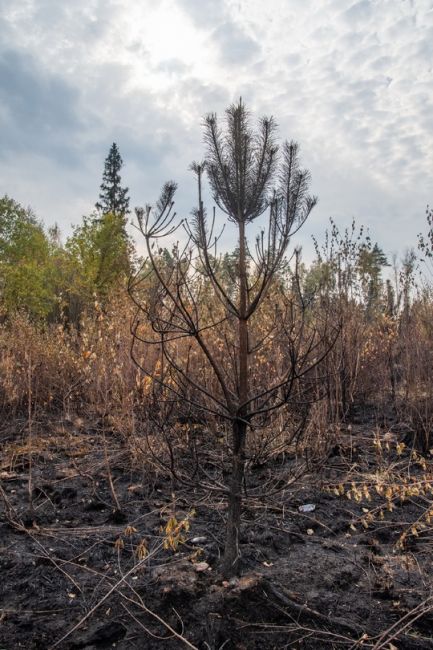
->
[[95, 143, 130, 216]]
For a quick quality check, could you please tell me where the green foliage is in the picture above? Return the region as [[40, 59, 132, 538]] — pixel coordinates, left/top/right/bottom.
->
[[357, 240, 389, 313], [0, 195, 35, 245], [66, 211, 133, 306], [0, 195, 60, 319], [302, 259, 336, 302], [306, 219, 389, 314], [0, 193, 134, 322]]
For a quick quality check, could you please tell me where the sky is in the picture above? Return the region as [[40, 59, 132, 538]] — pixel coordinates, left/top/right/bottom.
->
[[1, 0, 433, 261]]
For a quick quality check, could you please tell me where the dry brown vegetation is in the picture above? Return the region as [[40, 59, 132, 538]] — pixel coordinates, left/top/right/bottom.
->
[[1, 106, 433, 648], [1, 258, 433, 648]]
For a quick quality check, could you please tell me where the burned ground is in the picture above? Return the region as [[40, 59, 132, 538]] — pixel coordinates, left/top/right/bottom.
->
[[1, 407, 432, 649]]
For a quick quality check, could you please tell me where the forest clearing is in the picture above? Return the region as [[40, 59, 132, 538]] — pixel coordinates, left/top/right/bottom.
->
[[1, 97, 433, 649]]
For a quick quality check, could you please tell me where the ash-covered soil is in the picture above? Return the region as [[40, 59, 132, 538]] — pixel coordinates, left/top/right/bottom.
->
[[1, 408, 432, 649]]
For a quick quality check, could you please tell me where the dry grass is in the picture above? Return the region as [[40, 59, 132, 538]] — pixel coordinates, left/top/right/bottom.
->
[[1, 282, 433, 462]]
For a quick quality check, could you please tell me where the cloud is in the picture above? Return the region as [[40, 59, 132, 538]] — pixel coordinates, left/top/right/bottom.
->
[[177, 0, 261, 67], [212, 21, 261, 65], [0, 0, 432, 260], [341, 0, 373, 24], [156, 58, 190, 76], [176, 0, 227, 28], [0, 49, 82, 164]]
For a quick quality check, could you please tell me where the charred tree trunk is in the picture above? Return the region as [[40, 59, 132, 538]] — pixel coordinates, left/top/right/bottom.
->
[[222, 219, 249, 577], [222, 418, 247, 577]]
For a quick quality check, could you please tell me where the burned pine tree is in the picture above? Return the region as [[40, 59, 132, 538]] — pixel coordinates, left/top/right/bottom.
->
[[129, 101, 337, 577]]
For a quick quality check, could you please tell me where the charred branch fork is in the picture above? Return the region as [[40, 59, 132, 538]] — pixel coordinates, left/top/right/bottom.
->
[[129, 100, 336, 577]]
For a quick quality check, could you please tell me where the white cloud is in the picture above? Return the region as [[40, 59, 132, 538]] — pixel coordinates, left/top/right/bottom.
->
[[0, 0, 432, 258]]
